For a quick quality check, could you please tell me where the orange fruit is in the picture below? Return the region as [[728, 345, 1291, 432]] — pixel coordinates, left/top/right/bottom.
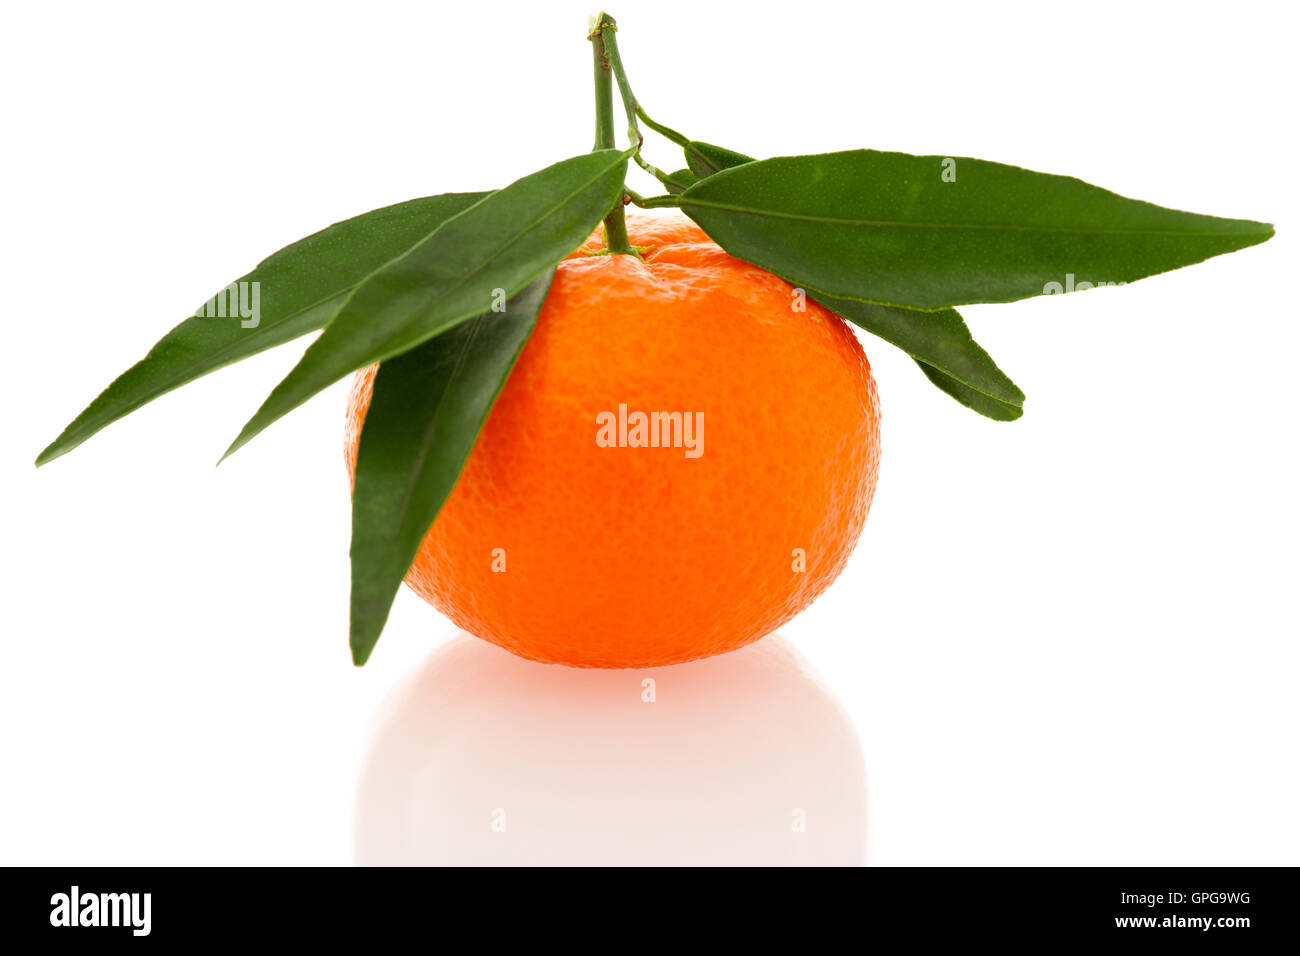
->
[[345, 210, 880, 667]]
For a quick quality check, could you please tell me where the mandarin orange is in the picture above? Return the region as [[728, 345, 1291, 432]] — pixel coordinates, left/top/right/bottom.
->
[[345, 210, 880, 667]]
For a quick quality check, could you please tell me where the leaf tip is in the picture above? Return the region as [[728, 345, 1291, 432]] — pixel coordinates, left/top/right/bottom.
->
[[35, 428, 78, 467], [350, 631, 377, 667], [216, 428, 253, 466]]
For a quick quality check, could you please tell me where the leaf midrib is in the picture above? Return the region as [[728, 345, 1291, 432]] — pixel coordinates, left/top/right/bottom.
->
[[680, 198, 1270, 238]]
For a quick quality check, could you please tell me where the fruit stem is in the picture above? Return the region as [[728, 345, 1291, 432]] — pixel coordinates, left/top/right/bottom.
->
[[589, 13, 635, 255]]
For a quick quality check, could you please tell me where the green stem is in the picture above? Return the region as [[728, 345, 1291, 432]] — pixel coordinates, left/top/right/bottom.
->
[[635, 105, 691, 148], [599, 19, 642, 150], [627, 191, 682, 209], [637, 104, 718, 175], [596, 17, 677, 190], [589, 13, 634, 255]]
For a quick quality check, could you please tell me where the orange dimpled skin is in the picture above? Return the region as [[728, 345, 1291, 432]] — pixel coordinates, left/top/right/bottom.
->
[[344, 210, 880, 667]]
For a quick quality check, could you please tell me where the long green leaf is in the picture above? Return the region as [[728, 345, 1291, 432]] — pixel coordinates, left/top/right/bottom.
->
[[806, 290, 1024, 410], [221, 149, 629, 460], [679, 149, 1273, 311], [350, 272, 553, 665], [35, 192, 488, 466]]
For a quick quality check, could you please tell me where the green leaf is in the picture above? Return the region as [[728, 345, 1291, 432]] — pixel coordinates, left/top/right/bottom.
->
[[672, 138, 1024, 418], [671, 140, 1025, 419], [221, 149, 629, 460], [806, 290, 1024, 410], [663, 168, 699, 195], [679, 149, 1273, 311], [349, 271, 553, 665], [685, 140, 754, 178], [669, 137, 1024, 418], [35, 193, 490, 466], [915, 360, 1023, 422]]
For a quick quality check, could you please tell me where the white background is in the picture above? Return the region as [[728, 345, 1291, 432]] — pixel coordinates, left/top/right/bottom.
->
[[2, 0, 1296, 866]]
